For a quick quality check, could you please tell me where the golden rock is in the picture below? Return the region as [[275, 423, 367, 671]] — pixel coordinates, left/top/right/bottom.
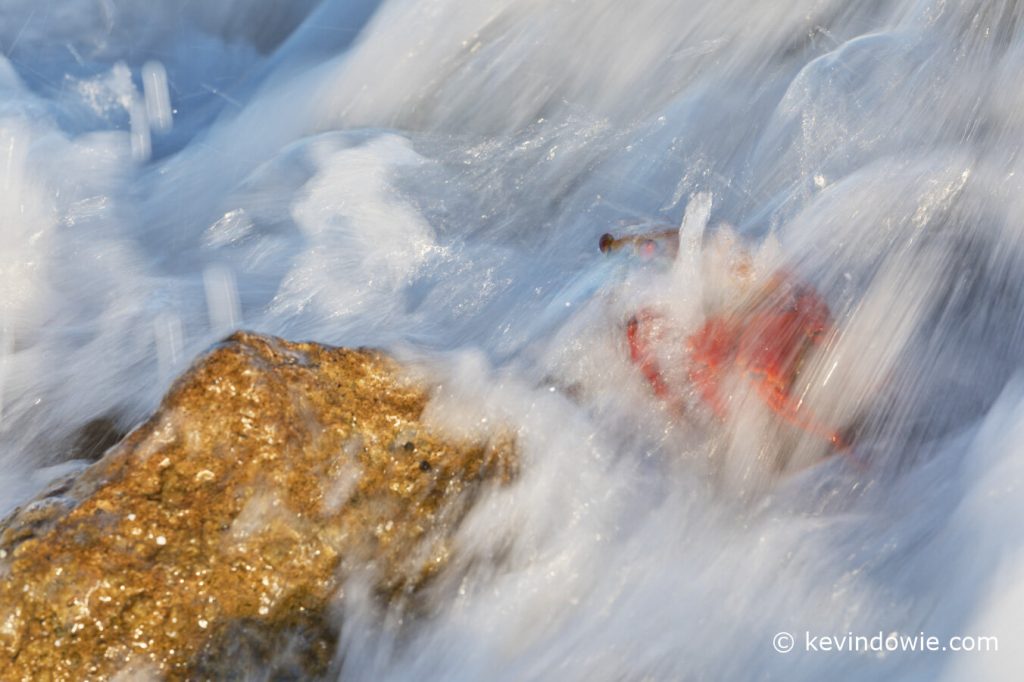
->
[[0, 332, 514, 680]]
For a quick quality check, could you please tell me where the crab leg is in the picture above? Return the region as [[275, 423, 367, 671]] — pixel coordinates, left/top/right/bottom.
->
[[626, 312, 673, 399], [685, 318, 736, 419], [748, 375, 852, 451]]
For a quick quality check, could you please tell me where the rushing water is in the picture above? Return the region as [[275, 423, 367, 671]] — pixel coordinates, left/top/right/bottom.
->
[[2, 0, 1024, 679]]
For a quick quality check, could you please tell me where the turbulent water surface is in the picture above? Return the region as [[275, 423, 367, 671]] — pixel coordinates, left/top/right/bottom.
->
[[2, 0, 1024, 679]]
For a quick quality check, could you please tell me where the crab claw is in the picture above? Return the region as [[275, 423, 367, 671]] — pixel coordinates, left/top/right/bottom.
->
[[598, 228, 680, 258]]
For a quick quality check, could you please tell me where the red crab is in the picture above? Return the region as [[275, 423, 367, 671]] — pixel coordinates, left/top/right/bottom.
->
[[603, 230, 851, 452]]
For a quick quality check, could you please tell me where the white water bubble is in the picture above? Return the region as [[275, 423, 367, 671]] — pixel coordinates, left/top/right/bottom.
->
[[0, 320, 10, 428], [129, 95, 151, 163], [203, 265, 241, 338], [153, 312, 184, 382], [142, 61, 173, 134]]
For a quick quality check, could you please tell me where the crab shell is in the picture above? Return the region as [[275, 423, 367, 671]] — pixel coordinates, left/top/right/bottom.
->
[[627, 276, 846, 449]]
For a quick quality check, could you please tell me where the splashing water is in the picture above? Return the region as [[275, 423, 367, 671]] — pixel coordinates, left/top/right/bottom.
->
[[2, 0, 1024, 679]]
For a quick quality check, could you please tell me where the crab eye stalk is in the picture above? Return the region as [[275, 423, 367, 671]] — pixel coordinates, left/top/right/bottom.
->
[[599, 233, 616, 253]]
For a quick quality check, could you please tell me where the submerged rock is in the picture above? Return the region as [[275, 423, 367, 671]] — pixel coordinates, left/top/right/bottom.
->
[[0, 332, 514, 680]]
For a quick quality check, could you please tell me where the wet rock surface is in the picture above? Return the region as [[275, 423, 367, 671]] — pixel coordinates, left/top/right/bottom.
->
[[0, 332, 514, 680]]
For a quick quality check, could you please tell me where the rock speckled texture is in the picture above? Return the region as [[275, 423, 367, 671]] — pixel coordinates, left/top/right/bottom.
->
[[0, 332, 514, 680]]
